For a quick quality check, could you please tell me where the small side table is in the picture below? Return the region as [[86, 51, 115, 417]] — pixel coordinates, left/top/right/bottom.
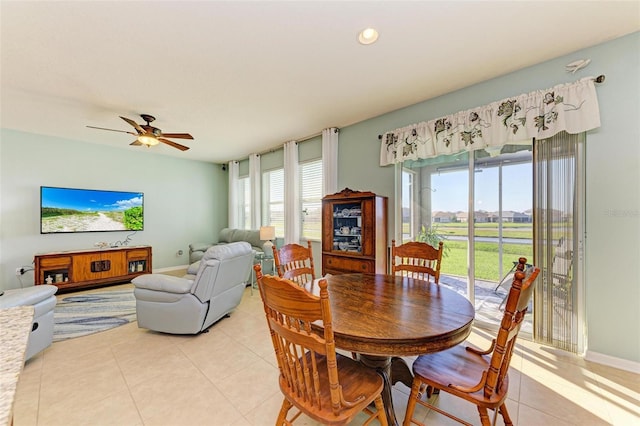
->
[[252, 252, 276, 294]]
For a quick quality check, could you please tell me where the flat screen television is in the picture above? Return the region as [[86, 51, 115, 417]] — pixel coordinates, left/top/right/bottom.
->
[[40, 186, 144, 234]]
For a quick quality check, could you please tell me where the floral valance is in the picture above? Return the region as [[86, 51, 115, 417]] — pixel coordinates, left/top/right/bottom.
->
[[380, 77, 601, 166]]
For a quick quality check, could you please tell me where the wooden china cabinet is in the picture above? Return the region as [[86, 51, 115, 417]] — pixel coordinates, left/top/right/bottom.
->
[[322, 188, 387, 275]]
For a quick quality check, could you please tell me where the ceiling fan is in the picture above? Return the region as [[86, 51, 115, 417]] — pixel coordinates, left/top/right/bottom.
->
[[87, 114, 194, 151]]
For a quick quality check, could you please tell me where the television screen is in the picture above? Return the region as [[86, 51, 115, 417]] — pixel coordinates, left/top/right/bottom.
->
[[40, 186, 144, 234]]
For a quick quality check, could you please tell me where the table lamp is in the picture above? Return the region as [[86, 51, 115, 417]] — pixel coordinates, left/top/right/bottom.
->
[[260, 226, 276, 254]]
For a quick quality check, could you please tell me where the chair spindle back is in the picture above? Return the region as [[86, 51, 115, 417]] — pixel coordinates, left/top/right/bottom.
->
[[391, 240, 444, 284], [272, 241, 316, 286], [255, 265, 360, 417]]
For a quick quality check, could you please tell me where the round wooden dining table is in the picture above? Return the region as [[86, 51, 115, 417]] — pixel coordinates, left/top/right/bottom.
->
[[304, 273, 475, 426]]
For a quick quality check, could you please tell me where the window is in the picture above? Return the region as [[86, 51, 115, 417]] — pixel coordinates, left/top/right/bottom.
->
[[300, 159, 323, 240], [401, 169, 416, 243], [263, 168, 285, 237], [238, 176, 251, 229]]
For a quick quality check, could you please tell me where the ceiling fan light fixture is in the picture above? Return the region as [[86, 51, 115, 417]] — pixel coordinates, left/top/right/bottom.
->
[[138, 135, 159, 146], [358, 27, 379, 45], [88, 114, 192, 151]]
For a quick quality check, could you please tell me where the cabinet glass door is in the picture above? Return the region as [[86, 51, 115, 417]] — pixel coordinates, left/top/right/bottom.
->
[[331, 202, 362, 254]]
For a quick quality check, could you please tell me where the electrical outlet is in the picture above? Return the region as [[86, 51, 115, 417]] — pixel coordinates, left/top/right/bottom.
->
[[15, 267, 22, 276]]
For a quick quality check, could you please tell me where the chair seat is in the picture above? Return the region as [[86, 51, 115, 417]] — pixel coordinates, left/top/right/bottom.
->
[[412, 344, 509, 407], [280, 352, 384, 425]]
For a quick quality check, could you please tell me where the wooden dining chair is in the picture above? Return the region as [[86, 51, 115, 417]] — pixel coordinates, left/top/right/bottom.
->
[[254, 264, 388, 426], [391, 239, 444, 284], [403, 257, 540, 426], [272, 240, 316, 286]]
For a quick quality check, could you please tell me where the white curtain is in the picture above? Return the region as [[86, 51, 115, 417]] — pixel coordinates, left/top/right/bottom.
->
[[227, 161, 239, 228], [284, 141, 300, 244], [249, 154, 261, 230], [380, 77, 601, 165], [322, 127, 339, 195]]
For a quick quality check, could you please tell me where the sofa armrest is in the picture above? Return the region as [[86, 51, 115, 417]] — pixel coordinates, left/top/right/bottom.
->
[[132, 274, 193, 294], [189, 242, 213, 252]]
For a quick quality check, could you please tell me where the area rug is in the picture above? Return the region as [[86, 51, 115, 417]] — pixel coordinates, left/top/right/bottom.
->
[[53, 288, 136, 342]]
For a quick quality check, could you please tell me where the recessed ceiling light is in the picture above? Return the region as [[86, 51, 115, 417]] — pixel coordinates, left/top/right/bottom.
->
[[358, 27, 379, 45]]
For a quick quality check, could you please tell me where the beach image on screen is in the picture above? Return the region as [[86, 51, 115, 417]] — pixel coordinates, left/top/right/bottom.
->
[[41, 187, 144, 233]]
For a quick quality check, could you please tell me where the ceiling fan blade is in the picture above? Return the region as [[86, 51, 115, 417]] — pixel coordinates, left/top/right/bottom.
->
[[120, 116, 146, 134], [130, 140, 143, 146], [160, 133, 194, 140], [86, 125, 136, 135], [158, 138, 190, 151]]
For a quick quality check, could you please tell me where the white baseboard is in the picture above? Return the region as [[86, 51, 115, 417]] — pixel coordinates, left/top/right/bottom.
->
[[585, 350, 640, 374], [153, 265, 189, 273]]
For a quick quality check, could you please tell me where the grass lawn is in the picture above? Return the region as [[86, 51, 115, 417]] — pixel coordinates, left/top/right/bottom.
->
[[435, 223, 533, 239], [403, 222, 536, 281], [441, 240, 533, 282]]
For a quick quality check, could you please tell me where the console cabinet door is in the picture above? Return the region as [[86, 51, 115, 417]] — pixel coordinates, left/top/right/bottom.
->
[[72, 252, 124, 281]]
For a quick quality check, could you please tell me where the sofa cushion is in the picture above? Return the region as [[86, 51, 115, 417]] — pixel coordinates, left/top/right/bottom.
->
[[218, 228, 234, 244], [218, 227, 266, 252]]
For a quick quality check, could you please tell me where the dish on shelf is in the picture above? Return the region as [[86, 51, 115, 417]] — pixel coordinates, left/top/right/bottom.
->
[[338, 242, 349, 251]]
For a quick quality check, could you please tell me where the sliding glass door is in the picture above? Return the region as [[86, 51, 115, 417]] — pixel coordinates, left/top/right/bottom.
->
[[400, 152, 469, 296], [400, 144, 533, 332], [472, 149, 533, 331]]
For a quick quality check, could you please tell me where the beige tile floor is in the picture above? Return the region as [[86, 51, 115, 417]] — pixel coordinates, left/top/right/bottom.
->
[[13, 282, 640, 426]]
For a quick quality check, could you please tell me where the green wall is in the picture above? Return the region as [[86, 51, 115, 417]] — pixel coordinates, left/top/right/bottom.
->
[[0, 130, 227, 290]]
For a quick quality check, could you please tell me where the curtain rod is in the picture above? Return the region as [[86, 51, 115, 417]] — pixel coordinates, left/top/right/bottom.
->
[[377, 74, 606, 140], [230, 128, 341, 163], [253, 132, 321, 157], [252, 128, 340, 157]]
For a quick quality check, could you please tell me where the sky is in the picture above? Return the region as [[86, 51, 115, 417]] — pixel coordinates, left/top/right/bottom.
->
[[41, 187, 143, 212], [404, 162, 533, 213]]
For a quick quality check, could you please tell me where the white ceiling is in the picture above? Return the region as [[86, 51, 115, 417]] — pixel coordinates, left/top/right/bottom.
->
[[1, 1, 638, 163]]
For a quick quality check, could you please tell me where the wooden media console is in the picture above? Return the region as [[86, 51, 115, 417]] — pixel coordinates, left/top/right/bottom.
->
[[34, 245, 152, 292]]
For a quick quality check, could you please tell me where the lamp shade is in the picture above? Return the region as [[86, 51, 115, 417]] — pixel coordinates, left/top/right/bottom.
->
[[260, 226, 276, 241]]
